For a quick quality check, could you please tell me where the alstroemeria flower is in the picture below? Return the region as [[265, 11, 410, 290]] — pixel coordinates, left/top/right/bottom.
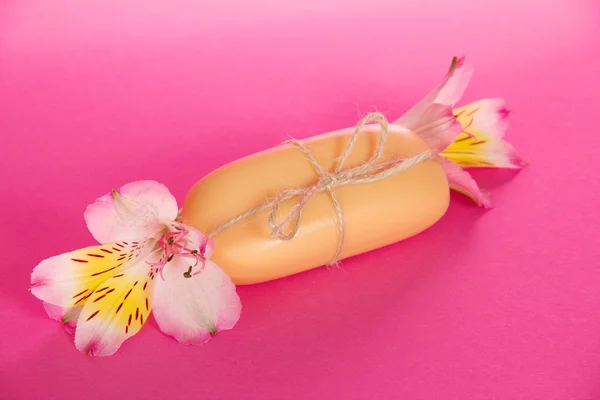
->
[[30, 180, 241, 356], [394, 56, 526, 207]]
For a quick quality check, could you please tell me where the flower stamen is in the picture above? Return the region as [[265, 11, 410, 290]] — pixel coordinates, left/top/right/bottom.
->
[[146, 223, 209, 280]]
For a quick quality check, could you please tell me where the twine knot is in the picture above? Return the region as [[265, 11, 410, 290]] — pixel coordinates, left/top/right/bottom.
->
[[207, 113, 432, 265], [319, 174, 337, 190]]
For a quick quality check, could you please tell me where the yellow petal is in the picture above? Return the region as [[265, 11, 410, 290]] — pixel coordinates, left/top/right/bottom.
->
[[443, 99, 526, 168], [74, 262, 154, 356], [31, 241, 148, 308]]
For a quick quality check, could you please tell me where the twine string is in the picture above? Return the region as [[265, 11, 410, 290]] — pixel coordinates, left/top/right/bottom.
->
[[206, 113, 432, 265]]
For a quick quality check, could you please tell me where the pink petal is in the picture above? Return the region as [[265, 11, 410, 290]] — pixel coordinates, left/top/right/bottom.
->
[[457, 99, 510, 138], [152, 258, 241, 345], [394, 56, 474, 152], [84, 180, 178, 244], [42, 302, 82, 336], [185, 224, 214, 259], [442, 159, 493, 208], [407, 103, 464, 153], [444, 99, 527, 168]]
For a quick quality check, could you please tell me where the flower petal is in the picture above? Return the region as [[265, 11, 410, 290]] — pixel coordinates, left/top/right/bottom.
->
[[31, 241, 148, 307], [42, 302, 82, 336], [442, 159, 493, 208], [153, 258, 241, 345], [394, 56, 474, 152], [74, 261, 155, 356], [182, 223, 214, 260], [401, 103, 464, 154], [84, 180, 178, 244], [442, 99, 527, 168]]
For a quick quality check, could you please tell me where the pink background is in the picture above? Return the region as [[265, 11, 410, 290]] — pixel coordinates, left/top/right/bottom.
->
[[1, 1, 599, 399]]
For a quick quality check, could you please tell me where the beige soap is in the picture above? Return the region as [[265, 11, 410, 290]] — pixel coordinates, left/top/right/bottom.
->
[[182, 124, 449, 285]]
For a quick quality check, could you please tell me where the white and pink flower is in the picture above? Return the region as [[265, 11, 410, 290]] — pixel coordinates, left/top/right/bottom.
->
[[394, 56, 526, 207], [30, 180, 241, 356]]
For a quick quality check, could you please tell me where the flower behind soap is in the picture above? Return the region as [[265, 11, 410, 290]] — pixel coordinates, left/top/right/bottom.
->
[[30, 180, 241, 356], [394, 56, 526, 207]]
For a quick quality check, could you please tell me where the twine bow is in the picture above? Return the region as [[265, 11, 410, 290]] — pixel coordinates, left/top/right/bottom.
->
[[207, 113, 432, 265]]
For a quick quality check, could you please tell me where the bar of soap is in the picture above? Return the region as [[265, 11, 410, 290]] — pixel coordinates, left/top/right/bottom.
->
[[182, 124, 449, 285]]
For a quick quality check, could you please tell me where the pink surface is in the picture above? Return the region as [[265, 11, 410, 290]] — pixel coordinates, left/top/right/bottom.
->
[[1, 1, 599, 398]]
